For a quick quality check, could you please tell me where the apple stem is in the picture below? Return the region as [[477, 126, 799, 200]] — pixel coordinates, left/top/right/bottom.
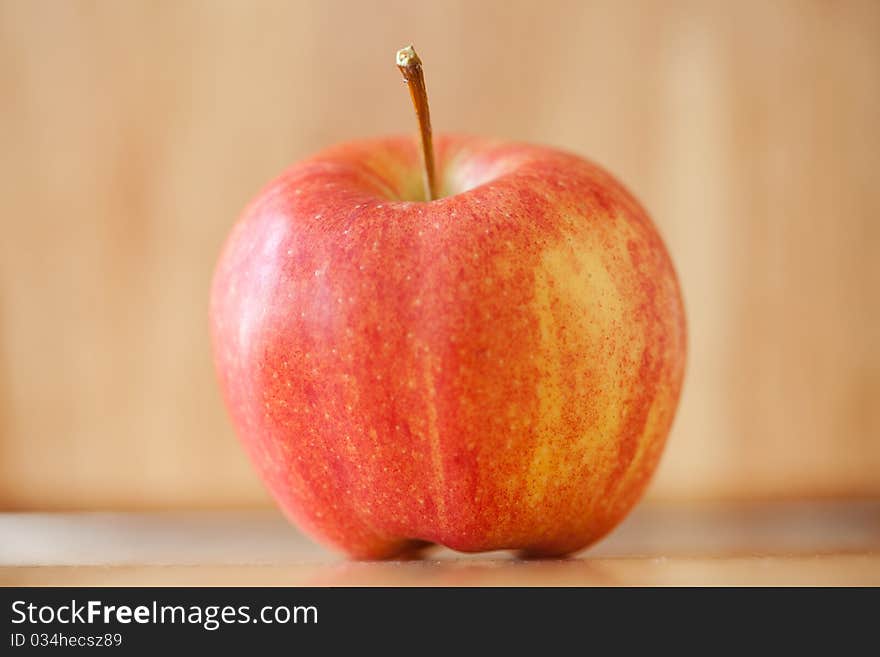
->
[[396, 45, 438, 201]]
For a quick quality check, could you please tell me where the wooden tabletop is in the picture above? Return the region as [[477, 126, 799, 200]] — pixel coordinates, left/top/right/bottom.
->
[[2, 501, 878, 586]]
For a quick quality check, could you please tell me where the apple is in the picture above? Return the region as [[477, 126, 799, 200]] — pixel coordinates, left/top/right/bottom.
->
[[210, 48, 686, 559]]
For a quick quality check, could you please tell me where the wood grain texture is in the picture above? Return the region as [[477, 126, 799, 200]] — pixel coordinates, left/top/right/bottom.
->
[[0, 0, 878, 510]]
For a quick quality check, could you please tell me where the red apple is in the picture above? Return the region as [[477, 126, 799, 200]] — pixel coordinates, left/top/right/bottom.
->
[[210, 133, 686, 559]]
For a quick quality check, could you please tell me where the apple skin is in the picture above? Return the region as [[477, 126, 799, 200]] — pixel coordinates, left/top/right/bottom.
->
[[210, 135, 686, 559]]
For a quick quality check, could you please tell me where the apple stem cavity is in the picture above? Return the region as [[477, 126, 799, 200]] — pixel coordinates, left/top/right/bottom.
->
[[396, 45, 438, 202]]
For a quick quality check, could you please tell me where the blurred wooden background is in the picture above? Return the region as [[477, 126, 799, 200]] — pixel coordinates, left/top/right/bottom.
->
[[0, 0, 877, 510]]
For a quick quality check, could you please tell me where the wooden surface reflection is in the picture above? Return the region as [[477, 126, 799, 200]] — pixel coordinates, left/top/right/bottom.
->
[[2, 501, 878, 586]]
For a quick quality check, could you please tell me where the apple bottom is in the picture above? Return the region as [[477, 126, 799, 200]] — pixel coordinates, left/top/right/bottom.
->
[[280, 514, 635, 561], [324, 529, 618, 561], [278, 508, 640, 560], [261, 443, 662, 560]]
